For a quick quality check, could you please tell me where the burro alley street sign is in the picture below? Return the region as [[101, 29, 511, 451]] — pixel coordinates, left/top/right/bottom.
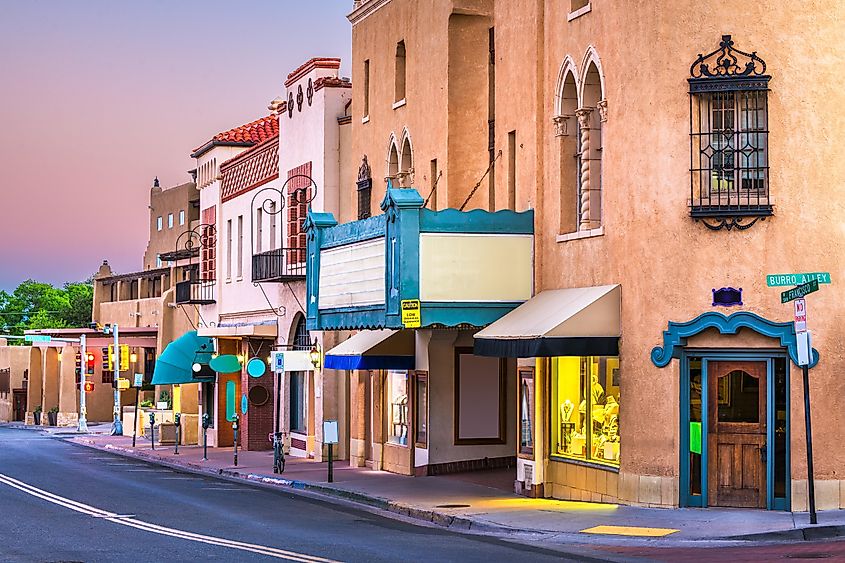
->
[[781, 279, 820, 303], [767, 272, 830, 287]]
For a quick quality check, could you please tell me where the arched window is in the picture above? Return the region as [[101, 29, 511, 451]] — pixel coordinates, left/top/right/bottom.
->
[[387, 137, 400, 183], [554, 58, 580, 233], [399, 133, 413, 187], [291, 314, 309, 350], [577, 48, 606, 231]]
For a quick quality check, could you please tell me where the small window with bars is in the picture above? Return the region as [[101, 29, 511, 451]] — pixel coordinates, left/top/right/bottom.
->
[[688, 35, 772, 230]]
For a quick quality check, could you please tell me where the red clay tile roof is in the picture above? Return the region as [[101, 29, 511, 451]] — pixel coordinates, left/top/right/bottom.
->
[[191, 115, 279, 158]]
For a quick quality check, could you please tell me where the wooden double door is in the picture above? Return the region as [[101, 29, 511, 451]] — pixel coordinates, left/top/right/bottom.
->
[[707, 361, 767, 508]]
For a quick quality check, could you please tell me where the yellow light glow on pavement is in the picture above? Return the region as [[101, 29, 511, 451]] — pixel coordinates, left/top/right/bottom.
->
[[581, 525, 679, 537]]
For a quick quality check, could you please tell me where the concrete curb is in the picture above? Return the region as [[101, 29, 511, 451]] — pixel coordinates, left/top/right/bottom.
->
[[67, 438, 515, 536], [61, 436, 842, 545]]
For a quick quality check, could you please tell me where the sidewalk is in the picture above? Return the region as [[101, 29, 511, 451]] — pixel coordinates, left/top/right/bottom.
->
[[40, 427, 845, 547]]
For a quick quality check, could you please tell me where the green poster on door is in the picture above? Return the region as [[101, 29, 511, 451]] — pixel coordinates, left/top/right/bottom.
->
[[690, 421, 702, 455], [226, 380, 237, 422]]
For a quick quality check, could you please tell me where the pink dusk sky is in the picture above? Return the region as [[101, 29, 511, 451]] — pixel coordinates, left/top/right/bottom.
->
[[0, 0, 351, 291]]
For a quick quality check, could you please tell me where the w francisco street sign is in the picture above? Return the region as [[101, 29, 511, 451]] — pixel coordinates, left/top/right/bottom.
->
[[781, 279, 819, 303], [767, 272, 830, 287]]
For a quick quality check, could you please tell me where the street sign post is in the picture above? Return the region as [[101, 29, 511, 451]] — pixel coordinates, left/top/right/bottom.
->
[[766, 272, 830, 287], [781, 280, 819, 303], [24, 334, 51, 343], [794, 298, 808, 333], [790, 294, 818, 525], [324, 420, 339, 483]]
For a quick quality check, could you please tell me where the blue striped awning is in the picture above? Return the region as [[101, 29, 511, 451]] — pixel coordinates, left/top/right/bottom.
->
[[324, 330, 414, 371]]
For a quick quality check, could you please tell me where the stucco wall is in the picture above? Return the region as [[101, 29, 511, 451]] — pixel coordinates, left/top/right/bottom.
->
[[537, 0, 845, 491]]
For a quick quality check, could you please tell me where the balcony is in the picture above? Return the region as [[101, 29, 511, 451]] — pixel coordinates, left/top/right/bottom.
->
[[252, 247, 307, 283], [175, 280, 215, 305]]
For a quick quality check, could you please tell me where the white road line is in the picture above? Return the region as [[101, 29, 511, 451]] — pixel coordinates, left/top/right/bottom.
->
[[0, 472, 339, 562]]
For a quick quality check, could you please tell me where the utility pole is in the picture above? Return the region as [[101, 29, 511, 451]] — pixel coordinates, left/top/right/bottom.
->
[[109, 323, 123, 436], [78, 334, 88, 433]]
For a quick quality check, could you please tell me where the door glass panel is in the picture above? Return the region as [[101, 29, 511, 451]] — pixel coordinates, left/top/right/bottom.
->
[[774, 357, 787, 499], [689, 357, 702, 497], [718, 370, 759, 423]]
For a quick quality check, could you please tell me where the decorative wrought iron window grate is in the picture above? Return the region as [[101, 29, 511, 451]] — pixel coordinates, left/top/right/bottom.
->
[[688, 35, 772, 230]]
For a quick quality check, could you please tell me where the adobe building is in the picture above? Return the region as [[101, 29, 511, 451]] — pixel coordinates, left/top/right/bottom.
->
[[185, 57, 354, 462], [337, 0, 845, 512]]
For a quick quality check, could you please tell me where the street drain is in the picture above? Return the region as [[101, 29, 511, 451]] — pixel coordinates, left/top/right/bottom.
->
[[785, 554, 833, 559], [435, 504, 470, 509]]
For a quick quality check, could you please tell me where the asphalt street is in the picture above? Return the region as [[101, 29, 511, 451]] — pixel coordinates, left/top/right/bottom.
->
[[0, 427, 605, 563]]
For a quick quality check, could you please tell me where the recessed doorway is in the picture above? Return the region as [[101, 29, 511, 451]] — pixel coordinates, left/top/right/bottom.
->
[[681, 354, 789, 509]]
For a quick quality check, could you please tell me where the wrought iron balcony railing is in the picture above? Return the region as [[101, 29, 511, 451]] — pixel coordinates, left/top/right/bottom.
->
[[175, 280, 215, 305], [252, 247, 307, 283]]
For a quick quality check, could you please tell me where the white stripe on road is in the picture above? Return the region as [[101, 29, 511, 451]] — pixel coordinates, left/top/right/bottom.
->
[[0, 472, 339, 562]]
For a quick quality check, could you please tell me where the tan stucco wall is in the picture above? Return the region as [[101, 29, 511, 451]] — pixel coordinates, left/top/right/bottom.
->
[[536, 0, 845, 508], [144, 181, 199, 270]]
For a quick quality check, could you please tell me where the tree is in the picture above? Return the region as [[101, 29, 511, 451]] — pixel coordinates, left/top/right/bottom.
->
[[0, 279, 93, 337]]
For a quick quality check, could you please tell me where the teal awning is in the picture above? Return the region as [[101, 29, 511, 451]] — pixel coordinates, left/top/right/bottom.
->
[[152, 331, 215, 385]]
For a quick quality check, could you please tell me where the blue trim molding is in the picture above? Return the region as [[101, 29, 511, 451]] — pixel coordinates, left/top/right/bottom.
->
[[651, 311, 819, 368]]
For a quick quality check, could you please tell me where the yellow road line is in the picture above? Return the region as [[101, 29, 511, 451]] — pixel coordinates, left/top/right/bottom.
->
[[580, 525, 679, 537]]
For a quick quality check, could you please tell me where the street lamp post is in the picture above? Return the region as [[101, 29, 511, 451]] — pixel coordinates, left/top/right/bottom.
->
[[78, 334, 88, 433], [107, 323, 123, 436]]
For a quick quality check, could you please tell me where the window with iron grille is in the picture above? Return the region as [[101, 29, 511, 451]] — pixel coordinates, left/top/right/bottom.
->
[[689, 35, 771, 230], [357, 155, 372, 220]]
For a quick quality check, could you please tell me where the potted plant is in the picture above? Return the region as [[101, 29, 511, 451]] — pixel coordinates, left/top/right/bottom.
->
[[47, 406, 59, 426], [157, 390, 171, 410], [140, 399, 154, 409], [33, 405, 42, 426]]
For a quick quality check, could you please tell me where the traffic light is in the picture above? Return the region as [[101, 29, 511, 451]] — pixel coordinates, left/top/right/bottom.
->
[[85, 352, 95, 375], [83, 381, 95, 393], [102, 348, 110, 371], [75, 352, 82, 380]]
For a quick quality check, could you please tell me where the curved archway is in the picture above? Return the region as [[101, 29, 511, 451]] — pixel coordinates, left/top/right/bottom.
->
[[399, 130, 413, 187], [386, 134, 400, 184], [555, 62, 581, 234]]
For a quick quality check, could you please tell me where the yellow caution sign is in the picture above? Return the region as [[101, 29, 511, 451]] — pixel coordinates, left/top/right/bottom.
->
[[116, 378, 130, 390], [401, 299, 421, 328]]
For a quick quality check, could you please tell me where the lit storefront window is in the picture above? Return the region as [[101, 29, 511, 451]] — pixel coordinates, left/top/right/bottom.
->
[[387, 370, 409, 446], [551, 356, 620, 467]]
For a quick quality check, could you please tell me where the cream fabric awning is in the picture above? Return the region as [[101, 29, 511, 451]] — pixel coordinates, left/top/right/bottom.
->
[[197, 324, 278, 338], [324, 330, 415, 370], [473, 285, 621, 358]]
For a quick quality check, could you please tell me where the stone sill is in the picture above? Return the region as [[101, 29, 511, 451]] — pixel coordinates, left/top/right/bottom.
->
[[556, 226, 604, 243], [567, 3, 591, 21], [392, 98, 406, 110], [361, 115, 370, 124]]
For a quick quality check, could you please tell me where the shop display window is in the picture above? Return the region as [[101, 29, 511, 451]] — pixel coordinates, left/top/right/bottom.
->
[[519, 368, 535, 456], [387, 370, 409, 446], [414, 372, 428, 448], [550, 356, 620, 467]]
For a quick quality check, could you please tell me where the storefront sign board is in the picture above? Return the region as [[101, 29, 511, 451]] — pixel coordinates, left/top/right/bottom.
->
[[401, 299, 421, 328], [781, 280, 819, 303], [323, 420, 339, 444], [767, 272, 830, 287]]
